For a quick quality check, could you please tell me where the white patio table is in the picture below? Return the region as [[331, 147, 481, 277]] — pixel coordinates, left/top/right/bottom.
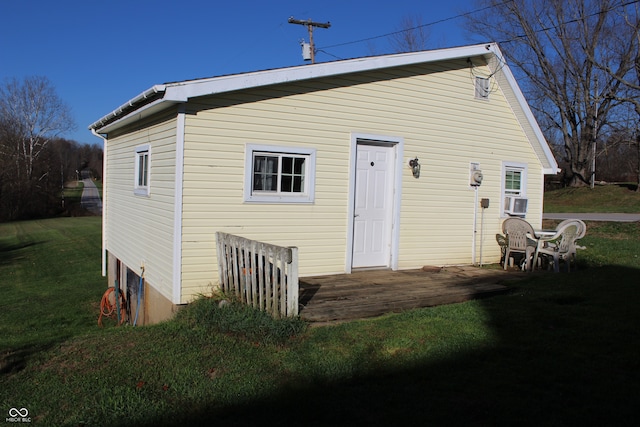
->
[[530, 229, 557, 270]]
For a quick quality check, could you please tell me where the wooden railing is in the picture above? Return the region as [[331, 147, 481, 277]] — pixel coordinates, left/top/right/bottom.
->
[[215, 232, 299, 318]]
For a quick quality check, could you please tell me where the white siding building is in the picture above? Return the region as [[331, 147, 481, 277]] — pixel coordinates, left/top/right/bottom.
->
[[90, 44, 558, 324]]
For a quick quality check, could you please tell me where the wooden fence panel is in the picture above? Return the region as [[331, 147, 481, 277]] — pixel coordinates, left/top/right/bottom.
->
[[215, 232, 299, 317]]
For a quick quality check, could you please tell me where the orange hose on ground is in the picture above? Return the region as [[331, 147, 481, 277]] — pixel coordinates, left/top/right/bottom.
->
[[98, 287, 127, 327]]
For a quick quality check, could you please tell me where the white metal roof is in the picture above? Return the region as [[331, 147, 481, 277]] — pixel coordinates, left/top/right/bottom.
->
[[88, 43, 558, 173]]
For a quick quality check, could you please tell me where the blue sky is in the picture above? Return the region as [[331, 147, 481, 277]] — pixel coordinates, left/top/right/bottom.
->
[[1, 0, 482, 145]]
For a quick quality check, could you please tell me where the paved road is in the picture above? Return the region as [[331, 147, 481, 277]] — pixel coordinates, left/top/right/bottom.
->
[[543, 213, 640, 222], [80, 178, 102, 215]]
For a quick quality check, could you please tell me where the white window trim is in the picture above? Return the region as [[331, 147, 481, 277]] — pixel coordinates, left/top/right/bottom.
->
[[501, 161, 527, 217], [134, 144, 150, 196], [244, 143, 316, 203]]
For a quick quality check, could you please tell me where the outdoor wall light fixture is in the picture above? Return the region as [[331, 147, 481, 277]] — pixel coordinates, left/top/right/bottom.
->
[[409, 157, 420, 178]]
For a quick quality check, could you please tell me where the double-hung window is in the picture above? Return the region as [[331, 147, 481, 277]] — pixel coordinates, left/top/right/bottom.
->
[[244, 144, 316, 203], [134, 144, 150, 196], [504, 168, 523, 198], [502, 162, 527, 216]]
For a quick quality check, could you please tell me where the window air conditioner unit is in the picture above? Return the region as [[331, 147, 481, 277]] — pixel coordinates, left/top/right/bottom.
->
[[504, 196, 528, 216]]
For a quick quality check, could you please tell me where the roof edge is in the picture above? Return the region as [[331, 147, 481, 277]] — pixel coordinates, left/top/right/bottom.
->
[[89, 44, 497, 132], [488, 45, 559, 172], [163, 43, 498, 100], [89, 85, 166, 131]]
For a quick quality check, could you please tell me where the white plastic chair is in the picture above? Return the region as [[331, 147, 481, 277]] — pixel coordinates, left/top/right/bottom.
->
[[502, 218, 538, 271], [536, 219, 586, 272]]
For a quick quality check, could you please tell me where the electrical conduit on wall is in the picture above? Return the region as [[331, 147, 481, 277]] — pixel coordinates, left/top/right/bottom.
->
[[133, 267, 144, 326]]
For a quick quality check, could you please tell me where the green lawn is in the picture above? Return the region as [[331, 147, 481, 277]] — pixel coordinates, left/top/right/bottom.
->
[[62, 180, 84, 202], [544, 183, 640, 213], [1, 216, 639, 426], [0, 217, 104, 351]]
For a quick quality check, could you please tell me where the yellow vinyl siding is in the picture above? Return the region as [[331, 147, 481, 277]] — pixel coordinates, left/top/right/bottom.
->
[[177, 59, 545, 301], [105, 110, 178, 302]]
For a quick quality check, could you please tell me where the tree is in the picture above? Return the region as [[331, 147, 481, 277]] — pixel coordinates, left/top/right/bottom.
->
[[0, 76, 77, 220], [389, 15, 431, 53], [587, 2, 640, 188], [78, 142, 104, 180], [465, 0, 639, 187], [0, 76, 76, 180], [596, 129, 639, 183]]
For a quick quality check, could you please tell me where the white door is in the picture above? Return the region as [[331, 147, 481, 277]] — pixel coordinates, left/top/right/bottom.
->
[[352, 143, 395, 268]]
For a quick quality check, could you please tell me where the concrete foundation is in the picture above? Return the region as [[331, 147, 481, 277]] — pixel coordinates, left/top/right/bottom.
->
[[106, 252, 179, 325]]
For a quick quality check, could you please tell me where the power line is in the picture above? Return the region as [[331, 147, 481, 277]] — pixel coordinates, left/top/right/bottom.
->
[[315, 0, 639, 57], [498, 0, 640, 45], [317, 0, 512, 51], [315, 49, 344, 61]]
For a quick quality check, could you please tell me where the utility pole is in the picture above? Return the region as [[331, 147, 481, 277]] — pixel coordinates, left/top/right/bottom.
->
[[591, 77, 598, 189], [288, 17, 331, 64]]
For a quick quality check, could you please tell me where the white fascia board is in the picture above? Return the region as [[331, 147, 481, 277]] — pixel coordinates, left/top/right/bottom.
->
[[89, 85, 167, 131], [93, 98, 180, 134], [91, 44, 496, 134], [488, 45, 559, 174], [163, 44, 495, 102]]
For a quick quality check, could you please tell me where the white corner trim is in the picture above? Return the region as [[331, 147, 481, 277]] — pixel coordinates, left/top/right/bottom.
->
[[91, 128, 108, 277], [172, 107, 186, 304]]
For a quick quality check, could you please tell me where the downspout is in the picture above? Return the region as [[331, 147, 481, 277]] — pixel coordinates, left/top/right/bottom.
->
[[91, 128, 108, 277]]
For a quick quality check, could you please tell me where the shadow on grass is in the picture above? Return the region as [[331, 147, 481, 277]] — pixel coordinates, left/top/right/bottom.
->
[[120, 265, 639, 427], [0, 342, 59, 376], [615, 183, 639, 192], [0, 240, 44, 266]]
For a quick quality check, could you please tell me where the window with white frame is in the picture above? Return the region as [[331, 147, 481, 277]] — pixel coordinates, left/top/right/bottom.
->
[[504, 168, 522, 197], [502, 162, 527, 215], [134, 145, 150, 196], [475, 76, 490, 100], [244, 144, 316, 203]]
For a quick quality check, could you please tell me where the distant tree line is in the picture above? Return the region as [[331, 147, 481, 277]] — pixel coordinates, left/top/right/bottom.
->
[[0, 76, 103, 221], [595, 130, 640, 184], [547, 129, 639, 190]]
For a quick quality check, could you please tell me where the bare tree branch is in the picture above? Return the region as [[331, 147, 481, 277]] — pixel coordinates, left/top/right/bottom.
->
[[0, 76, 79, 220], [465, 0, 638, 186], [0, 76, 76, 179], [389, 15, 431, 53]]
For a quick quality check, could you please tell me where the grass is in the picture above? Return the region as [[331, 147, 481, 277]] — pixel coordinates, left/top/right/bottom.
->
[[60, 179, 103, 217], [62, 180, 84, 202], [544, 183, 640, 213], [1, 211, 639, 425], [0, 218, 103, 353]]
